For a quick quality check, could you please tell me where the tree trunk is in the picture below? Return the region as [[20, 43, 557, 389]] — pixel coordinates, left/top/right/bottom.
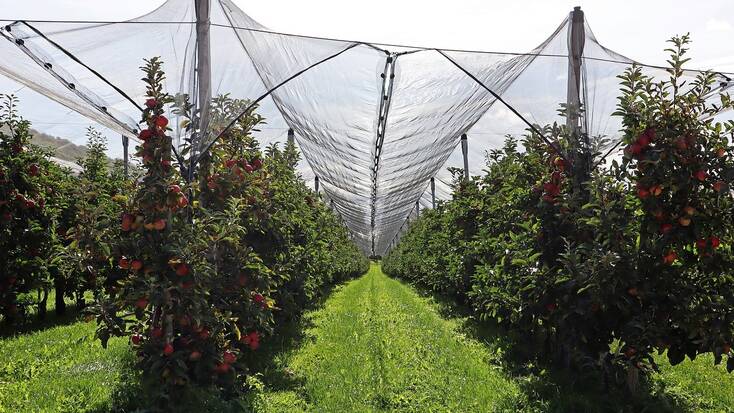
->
[[626, 365, 640, 394], [37, 288, 48, 320], [75, 291, 85, 310], [54, 275, 66, 316], [2, 292, 18, 327]]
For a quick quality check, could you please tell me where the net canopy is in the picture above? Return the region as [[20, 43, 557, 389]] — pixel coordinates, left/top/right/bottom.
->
[[1, 0, 732, 255]]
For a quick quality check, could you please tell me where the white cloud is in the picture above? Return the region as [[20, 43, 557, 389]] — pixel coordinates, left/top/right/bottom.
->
[[706, 18, 733, 32]]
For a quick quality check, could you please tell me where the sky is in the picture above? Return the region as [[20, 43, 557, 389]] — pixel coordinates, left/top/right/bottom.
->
[[1, 0, 734, 155]]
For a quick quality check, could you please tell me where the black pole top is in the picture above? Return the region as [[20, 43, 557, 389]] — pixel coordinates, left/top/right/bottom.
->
[[572, 6, 584, 22]]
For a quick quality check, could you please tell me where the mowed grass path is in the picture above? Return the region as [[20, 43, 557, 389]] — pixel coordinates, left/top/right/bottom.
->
[[250, 263, 523, 411], [2, 265, 734, 412]]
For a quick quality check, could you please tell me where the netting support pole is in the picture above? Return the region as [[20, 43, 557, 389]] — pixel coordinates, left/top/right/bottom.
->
[[287, 128, 295, 146], [566, 6, 584, 134], [416, 200, 420, 217], [122, 135, 129, 179], [461, 133, 469, 181], [430, 177, 436, 209], [315, 175, 320, 194], [567, 6, 591, 202], [194, 0, 212, 179]]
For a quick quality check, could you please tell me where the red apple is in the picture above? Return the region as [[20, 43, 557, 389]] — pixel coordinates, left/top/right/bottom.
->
[[660, 223, 673, 234], [139, 129, 152, 140], [145, 98, 157, 108], [28, 163, 40, 176], [176, 264, 189, 277], [253, 293, 265, 307], [223, 350, 236, 364], [189, 351, 202, 361], [637, 188, 649, 199], [246, 331, 260, 350], [554, 156, 567, 171], [713, 181, 726, 192], [154, 219, 166, 231], [543, 182, 560, 196], [717, 148, 727, 158], [627, 287, 639, 297], [131, 260, 143, 271], [155, 116, 169, 128], [215, 363, 230, 374], [135, 297, 148, 309], [252, 159, 263, 169], [168, 184, 181, 194], [663, 250, 677, 264], [151, 327, 163, 338], [678, 216, 691, 227], [163, 343, 174, 356], [131, 334, 143, 345], [121, 214, 133, 231], [694, 170, 708, 182], [711, 236, 721, 249], [119, 257, 131, 269]]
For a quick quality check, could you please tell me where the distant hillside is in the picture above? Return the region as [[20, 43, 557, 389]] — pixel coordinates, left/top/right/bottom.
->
[[30, 129, 90, 164], [29, 129, 122, 170]]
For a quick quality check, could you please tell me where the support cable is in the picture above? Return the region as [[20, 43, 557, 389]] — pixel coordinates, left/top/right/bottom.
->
[[13, 21, 144, 112], [192, 42, 361, 170], [436, 48, 570, 165], [2, 24, 139, 135], [7, 18, 734, 77]]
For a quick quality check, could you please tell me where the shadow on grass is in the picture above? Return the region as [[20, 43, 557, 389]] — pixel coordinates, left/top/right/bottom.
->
[[0, 302, 88, 338], [95, 282, 344, 413], [404, 280, 693, 413], [239, 282, 345, 408]]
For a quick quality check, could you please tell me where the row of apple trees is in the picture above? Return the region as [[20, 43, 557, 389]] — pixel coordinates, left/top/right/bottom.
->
[[383, 36, 734, 388], [0, 94, 127, 325], [0, 58, 368, 403]]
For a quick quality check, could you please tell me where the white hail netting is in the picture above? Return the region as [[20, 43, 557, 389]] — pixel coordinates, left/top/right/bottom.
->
[[0, 0, 732, 254]]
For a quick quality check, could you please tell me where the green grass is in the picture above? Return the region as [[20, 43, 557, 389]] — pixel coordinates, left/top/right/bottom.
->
[[247, 263, 523, 412], [651, 352, 734, 411], [1, 265, 733, 412], [0, 321, 138, 413]]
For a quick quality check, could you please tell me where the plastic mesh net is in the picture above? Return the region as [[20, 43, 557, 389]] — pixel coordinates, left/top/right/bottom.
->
[[1, 0, 732, 254]]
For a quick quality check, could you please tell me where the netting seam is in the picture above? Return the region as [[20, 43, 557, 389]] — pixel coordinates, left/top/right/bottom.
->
[[1, 24, 138, 135]]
